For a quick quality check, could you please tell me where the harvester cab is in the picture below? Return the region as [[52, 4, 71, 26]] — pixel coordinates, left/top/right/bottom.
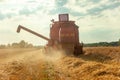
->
[[17, 14, 83, 56]]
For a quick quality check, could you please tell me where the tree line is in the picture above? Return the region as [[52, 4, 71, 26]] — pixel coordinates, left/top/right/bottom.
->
[[0, 40, 34, 48], [84, 39, 120, 47], [1, 39, 120, 48]]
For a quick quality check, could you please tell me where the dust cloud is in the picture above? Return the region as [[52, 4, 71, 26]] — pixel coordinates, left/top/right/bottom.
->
[[0, 48, 66, 80], [41, 49, 66, 62], [0, 48, 65, 64], [18, 49, 66, 63]]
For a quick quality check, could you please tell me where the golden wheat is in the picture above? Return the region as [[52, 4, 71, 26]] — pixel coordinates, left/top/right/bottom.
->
[[0, 47, 120, 80]]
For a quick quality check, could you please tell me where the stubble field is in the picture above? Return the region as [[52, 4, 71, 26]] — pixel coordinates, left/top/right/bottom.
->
[[0, 47, 120, 80]]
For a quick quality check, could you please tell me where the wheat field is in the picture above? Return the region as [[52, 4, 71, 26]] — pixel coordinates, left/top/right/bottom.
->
[[0, 47, 120, 80]]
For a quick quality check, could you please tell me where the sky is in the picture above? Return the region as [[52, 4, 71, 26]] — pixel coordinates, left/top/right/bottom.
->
[[0, 0, 120, 45]]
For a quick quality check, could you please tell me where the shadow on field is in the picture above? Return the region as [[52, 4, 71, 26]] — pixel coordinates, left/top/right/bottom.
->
[[79, 53, 112, 63]]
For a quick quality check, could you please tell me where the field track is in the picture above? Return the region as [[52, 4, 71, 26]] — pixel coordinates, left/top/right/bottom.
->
[[0, 47, 120, 80]]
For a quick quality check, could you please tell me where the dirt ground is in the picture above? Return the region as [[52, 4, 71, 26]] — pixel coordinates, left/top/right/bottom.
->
[[0, 47, 120, 80]]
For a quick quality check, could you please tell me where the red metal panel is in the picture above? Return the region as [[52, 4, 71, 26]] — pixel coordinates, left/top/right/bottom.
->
[[50, 20, 80, 45], [58, 22, 76, 43], [50, 22, 60, 42]]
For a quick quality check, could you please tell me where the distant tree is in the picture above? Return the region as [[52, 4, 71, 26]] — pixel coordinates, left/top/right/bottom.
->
[[19, 40, 26, 48], [26, 43, 33, 48], [109, 42, 118, 46], [12, 43, 19, 48], [118, 39, 120, 46], [0, 45, 6, 48], [99, 42, 109, 46], [84, 41, 119, 47], [0, 40, 35, 48]]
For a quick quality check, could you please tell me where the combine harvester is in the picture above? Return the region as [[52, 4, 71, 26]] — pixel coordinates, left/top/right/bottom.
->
[[17, 14, 83, 56]]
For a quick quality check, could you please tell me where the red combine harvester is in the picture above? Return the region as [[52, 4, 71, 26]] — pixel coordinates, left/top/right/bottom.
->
[[17, 14, 83, 56]]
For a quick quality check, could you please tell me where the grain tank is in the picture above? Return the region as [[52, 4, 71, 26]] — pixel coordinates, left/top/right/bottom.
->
[[17, 14, 83, 56]]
